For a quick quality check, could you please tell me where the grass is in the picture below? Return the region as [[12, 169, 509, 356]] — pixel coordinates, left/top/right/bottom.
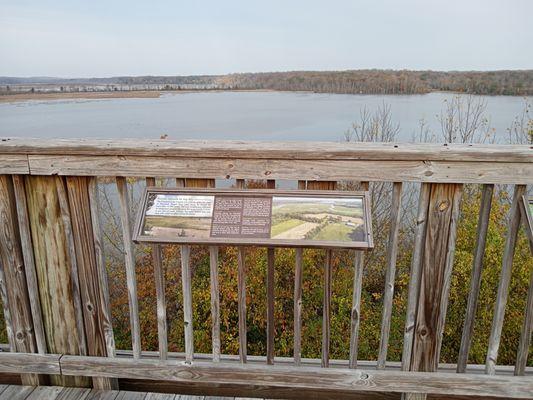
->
[[311, 223, 353, 241], [144, 216, 210, 230], [271, 219, 305, 237]]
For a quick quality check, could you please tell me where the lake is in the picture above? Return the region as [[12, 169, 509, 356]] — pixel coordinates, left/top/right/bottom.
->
[[0, 91, 530, 143]]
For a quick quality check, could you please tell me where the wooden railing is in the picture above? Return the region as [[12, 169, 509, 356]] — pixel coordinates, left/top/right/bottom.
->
[[0, 138, 532, 399]]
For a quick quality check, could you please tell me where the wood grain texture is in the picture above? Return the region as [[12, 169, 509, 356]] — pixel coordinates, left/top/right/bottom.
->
[[515, 264, 533, 376], [59, 355, 533, 399], [485, 185, 527, 375], [293, 248, 303, 366], [0, 385, 35, 400], [266, 248, 275, 365], [0, 175, 42, 385], [26, 386, 64, 400], [457, 184, 494, 373], [0, 256, 16, 350], [24, 154, 533, 184], [349, 181, 369, 369], [237, 247, 247, 363], [116, 177, 141, 359], [2, 138, 531, 162], [0, 353, 61, 374], [88, 178, 116, 359], [180, 245, 194, 364], [146, 177, 168, 361], [25, 176, 89, 386], [56, 387, 91, 400], [0, 155, 29, 174], [401, 183, 431, 371], [11, 176, 47, 357], [66, 176, 117, 390], [377, 182, 403, 370], [322, 249, 332, 368], [209, 247, 221, 362], [410, 184, 463, 373]]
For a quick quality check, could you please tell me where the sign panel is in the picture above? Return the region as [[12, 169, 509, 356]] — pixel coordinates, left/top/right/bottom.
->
[[522, 195, 533, 253], [134, 188, 373, 249]]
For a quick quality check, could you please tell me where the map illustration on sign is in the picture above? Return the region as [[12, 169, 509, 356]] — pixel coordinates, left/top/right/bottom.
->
[[135, 189, 373, 249]]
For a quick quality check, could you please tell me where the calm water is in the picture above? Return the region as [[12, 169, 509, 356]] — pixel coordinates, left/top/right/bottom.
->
[[0, 91, 530, 142]]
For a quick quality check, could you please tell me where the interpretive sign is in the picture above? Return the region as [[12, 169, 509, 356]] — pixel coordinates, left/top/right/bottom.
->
[[134, 188, 373, 249], [521, 196, 533, 252]]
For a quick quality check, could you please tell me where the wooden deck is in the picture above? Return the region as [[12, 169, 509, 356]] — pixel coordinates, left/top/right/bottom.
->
[[0, 385, 259, 400]]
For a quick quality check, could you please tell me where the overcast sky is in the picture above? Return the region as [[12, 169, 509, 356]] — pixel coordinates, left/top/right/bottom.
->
[[1, 0, 532, 77]]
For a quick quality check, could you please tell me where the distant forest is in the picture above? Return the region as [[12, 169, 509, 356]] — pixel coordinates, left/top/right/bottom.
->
[[1, 69, 532, 95]]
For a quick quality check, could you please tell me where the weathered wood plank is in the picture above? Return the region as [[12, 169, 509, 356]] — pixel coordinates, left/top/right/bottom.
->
[[56, 387, 91, 400], [66, 176, 117, 390], [0, 385, 35, 400], [485, 185, 527, 375], [457, 184, 494, 373], [411, 184, 463, 373], [377, 182, 403, 369], [238, 247, 247, 363], [293, 248, 303, 366], [146, 177, 168, 360], [26, 155, 533, 184], [116, 177, 142, 359], [0, 154, 29, 174], [180, 245, 193, 364], [266, 247, 275, 365], [60, 355, 533, 399], [209, 247, 221, 363], [11, 176, 47, 356], [88, 178, 116, 360], [26, 386, 64, 400], [401, 183, 431, 371], [144, 393, 176, 399], [515, 264, 533, 376], [322, 249, 332, 368], [0, 258, 15, 350], [0, 353, 61, 374], [0, 175, 42, 385], [4, 138, 531, 162], [115, 391, 146, 400], [349, 181, 369, 369], [86, 389, 119, 400]]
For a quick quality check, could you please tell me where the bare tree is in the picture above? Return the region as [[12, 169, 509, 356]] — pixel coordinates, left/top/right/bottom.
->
[[507, 98, 533, 144], [438, 95, 494, 143]]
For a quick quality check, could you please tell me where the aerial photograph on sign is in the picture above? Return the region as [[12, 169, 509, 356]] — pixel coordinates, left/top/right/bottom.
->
[[270, 196, 365, 242], [142, 194, 215, 239]]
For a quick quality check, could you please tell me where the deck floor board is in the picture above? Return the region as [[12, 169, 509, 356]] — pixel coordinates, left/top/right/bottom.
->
[[0, 386, 275, 400]]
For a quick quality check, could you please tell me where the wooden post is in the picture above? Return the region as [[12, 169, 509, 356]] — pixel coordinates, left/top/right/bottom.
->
[[404, 183, 463, 400], [0, 175, 42, 385], [24, 176, 90, 387], [66, 176, 117, 389]]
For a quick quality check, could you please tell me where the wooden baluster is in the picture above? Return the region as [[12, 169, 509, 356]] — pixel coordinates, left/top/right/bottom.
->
[[349, 181, 369, 369], [266, 178, 276, 365], [377, 181, 403, 369], [209, 246, 221, 362], [182, 178, 215, 364], [293, 179, 307, 366], [11, 176, 47, 356], [401, 183, 431, 371], [266, 248, 275, 365], [66, 176, 117, 390], [235, 178, 247, 363], [457, 184, 494, 373], [403, 183, 463, 400], [88, 178, 116, 360], [306, 181, 336, 368], [116, 177, 141, 359], [485, 184, 527, 375], [293, 247, 303, 366], [515, 193, 533, 376], [146, 177, 168, 360]]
